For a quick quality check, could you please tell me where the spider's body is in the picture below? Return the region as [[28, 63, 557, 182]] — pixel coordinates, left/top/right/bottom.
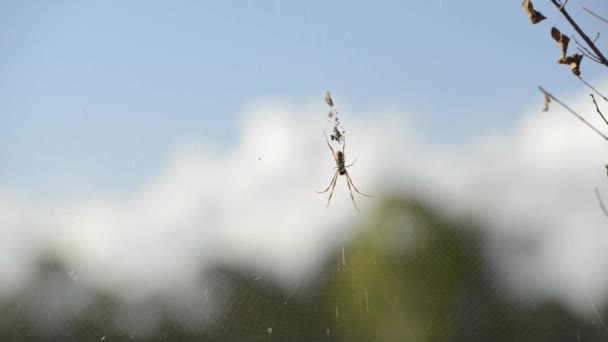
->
[[335, 151, 346, 175], [317, 131, 371, 211]]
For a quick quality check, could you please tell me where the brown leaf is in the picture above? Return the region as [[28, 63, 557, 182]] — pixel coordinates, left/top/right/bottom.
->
[[324, 91, 333, 107], [557, 52, 583, 75], [542, 92, 551, 112], [564, 53, 583, 76], [551, 27, 570, 61], [523, 0, 546, 24]]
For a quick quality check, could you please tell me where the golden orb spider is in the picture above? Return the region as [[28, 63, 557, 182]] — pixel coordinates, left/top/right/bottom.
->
[[317, 131, 371, 211]]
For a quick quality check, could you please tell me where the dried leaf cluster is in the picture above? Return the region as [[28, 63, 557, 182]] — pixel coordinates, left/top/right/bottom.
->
[[550, 27, 583, 76], [522, 0, 584, 76]]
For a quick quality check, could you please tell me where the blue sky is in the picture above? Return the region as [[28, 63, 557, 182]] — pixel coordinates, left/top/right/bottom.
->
[[1, 0, 606, 199]]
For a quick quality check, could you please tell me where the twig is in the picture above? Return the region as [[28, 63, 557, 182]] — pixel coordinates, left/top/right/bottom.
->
[[580, 77, 608, 103], [550, 0, 608, 66], [573, 37, 602, 63], [576, 47, 602, 64], [596, 187, 608, 219], [590, 94, 608, 128], [583, 7, 608, 25], [538, 86, 608, 141]]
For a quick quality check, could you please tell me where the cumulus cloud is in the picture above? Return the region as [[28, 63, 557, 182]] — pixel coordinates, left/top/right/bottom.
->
[[3, 85, 608, 329], [412, 88, 608, 316]]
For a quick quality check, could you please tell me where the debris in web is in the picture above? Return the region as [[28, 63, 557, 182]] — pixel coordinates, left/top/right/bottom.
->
[[324, 91, 345, 145], [324, 90, 334, 107]]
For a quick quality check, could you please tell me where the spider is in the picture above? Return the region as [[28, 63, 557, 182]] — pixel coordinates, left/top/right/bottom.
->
[[317, 131, 371, 211]]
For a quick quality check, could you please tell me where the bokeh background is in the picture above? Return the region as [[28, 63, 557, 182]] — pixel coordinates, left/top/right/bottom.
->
[[3, 1, 608, 340]]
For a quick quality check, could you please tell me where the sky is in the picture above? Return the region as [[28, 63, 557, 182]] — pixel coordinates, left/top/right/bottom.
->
[[3, 0, 608, 333], [2, 0, 606, 200]]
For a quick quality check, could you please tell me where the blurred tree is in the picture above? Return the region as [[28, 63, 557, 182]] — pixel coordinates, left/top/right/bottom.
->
[[3, 197, 608, 341], [326, 197, 607, 341]]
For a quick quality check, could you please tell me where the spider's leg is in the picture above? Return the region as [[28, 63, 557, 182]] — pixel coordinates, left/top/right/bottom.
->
[[346, 173, 372, 197], [326, 173, 339, 208], [317, 170, 339, 193], [345, 157, 358, 168], [322, 131, 337, 161], [345, 172, 360, 212]]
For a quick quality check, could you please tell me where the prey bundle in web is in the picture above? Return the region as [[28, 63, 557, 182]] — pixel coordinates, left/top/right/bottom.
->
[[324, 91, 345, 145]]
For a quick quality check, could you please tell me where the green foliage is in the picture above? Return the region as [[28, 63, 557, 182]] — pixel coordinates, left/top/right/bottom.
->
[[325, 198, 476, 341], [325, 197, 605, 341]]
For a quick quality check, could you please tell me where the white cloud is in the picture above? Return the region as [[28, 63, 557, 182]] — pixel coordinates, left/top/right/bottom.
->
[[414, 88, 608, 316], [3, 86, 608, 328]]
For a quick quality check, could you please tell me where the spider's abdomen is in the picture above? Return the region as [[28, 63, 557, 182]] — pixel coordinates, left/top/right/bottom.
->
[[336, 151, 346, 175]]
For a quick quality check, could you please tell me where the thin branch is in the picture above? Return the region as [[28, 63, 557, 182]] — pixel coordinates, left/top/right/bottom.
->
[[596, 187, 608, 219], [538, 86, 608, 141], [583, 7, 608, 25], [576, 47, 602, 64], [550, 0, 608, 66], [573, 37, 602, 63], [579, 77, 608, 103], [573, 35, 600, 58], [590, 94, 608, 128], [592, 302, 608, 332]]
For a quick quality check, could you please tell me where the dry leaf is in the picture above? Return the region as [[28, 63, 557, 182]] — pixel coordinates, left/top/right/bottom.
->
[[324, 91, 333, 107], [523, 0, 546, 24], [551, 27, 583, 75], [542, 92, 551, 112], [551, 27, 570, 61], [564, 53, 583, 76]]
